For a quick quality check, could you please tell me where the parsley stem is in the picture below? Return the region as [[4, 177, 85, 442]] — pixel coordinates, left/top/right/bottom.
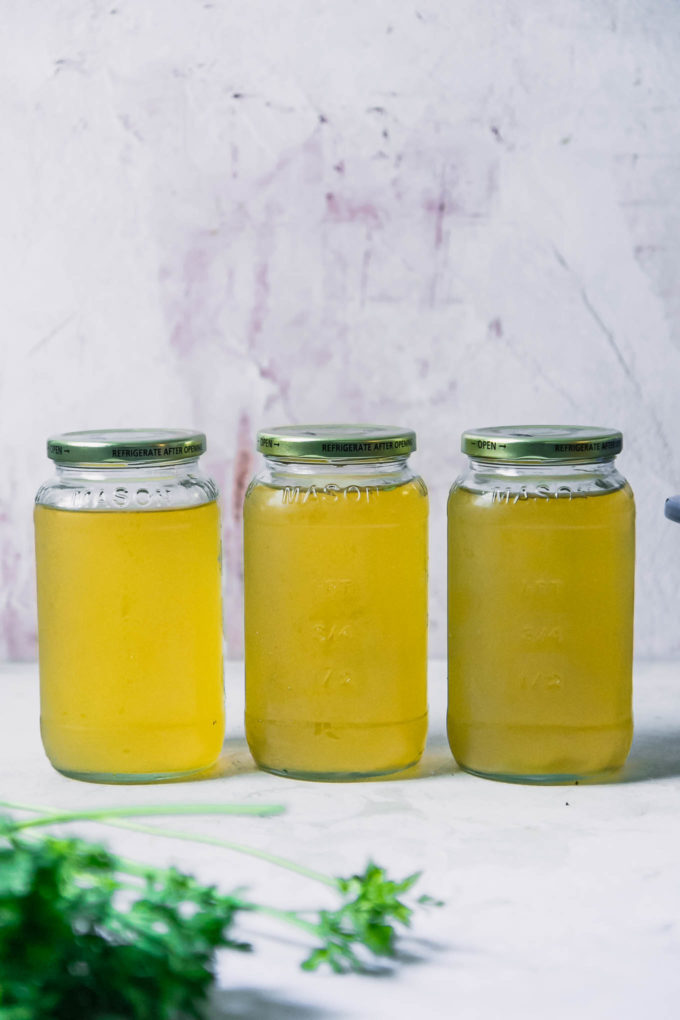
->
[[0, 800, 337, 889], [95, 817, 338, 889], [0, 800, 285, 827]]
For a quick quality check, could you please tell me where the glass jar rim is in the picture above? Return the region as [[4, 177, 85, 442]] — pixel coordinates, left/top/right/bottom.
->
[[462, 425, 623, 463], [46, 429, 206, 466], [257, 424, 416, 461]]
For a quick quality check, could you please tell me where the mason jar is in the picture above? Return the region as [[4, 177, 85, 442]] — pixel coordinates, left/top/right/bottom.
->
[[244, 424, 428, 780], [34, 429, 225, 782], [447, 425, 635, 783]]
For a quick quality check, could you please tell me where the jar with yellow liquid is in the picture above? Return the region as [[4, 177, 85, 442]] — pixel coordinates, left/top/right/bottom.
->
[[244, 425, 428, 780], [34, 429, 225, 782], [447, 425, 635, 783]]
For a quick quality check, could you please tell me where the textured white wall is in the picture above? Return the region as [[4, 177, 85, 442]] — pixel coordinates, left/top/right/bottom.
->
[[1, 0, 680, 660]]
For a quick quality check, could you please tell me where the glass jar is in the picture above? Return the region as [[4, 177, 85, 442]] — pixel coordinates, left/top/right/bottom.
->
[[447, 425, 635, 783], [34, 429, 225, 782], [243, 424, 428, 780]]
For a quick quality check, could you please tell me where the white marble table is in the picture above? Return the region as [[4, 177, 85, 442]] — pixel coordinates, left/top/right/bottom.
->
[[1, 660, 679, 1020]]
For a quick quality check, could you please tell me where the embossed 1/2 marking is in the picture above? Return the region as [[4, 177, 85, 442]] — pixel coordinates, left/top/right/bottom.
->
[[519, 673, 563, 691], [319, 669, 353, 691]]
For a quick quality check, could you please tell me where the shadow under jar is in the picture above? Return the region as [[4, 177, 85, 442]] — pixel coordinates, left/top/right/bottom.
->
[[34, 429, 225, 783], [244, 424, 428, 780], [447, 425, 635, 784]]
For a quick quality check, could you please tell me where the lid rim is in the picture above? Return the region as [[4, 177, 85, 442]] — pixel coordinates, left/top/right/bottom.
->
[[461, 425, 623, 463], [47, 428, 206, 465], [257, 424, 417, 461]]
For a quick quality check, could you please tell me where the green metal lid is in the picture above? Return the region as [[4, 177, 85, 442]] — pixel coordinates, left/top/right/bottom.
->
[[462, 425, 623, 462], [46, 429, 206, 466], [257, 424, 416, 461]]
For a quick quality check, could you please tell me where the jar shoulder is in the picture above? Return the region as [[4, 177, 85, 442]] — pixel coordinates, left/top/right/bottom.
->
[[35, 468, 218, 511], [244, 470, 428, 515], [449, 463, 631, 505]]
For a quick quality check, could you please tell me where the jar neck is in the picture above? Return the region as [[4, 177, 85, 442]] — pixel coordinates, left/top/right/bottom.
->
[[37, 458, 217, 511], [467, 456, 619, 476], [260, 456, 415, 487], [264, 455, 409, 474], [53, 458, 202, 482]]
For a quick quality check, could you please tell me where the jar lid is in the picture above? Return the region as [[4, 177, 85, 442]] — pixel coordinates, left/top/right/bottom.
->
[[46, 429, 206, 466], [665, 497, 680, 523], [461, 425, 623, 462], [256, 424, 416, 461]]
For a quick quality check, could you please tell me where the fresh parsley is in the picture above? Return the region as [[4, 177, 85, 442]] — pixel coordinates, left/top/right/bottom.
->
[[0, 803, 439, 1019]]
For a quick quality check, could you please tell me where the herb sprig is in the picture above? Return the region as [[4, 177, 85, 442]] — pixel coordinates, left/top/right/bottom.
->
[[0, 802, 439, 1019]]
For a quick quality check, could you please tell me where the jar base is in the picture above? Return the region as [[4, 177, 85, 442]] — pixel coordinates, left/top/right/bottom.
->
[[457, 762, 622, 785], [245, 712, 428, 782], [54, 765, 210, 785], [255, 759, 421, 782], [448, 719, 633, 785]]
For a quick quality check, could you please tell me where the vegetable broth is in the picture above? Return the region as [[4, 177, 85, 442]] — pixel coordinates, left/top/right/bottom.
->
[[447, 484, 634, 780], [244, 478, 428, 778], [35, 502, 224, 780]]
